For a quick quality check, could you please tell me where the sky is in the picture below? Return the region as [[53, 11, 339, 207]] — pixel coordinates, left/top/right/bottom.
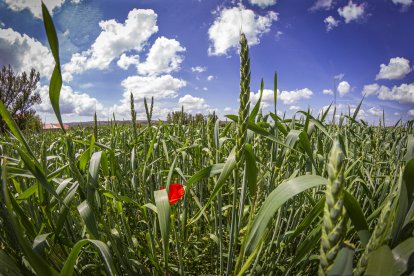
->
[[0, 0, 413, 124]]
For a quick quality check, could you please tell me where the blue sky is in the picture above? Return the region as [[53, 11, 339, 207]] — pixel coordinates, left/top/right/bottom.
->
[[0, 0, 413, 124]]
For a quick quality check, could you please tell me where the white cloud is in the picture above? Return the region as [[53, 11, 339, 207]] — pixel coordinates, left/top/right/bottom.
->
[[375, 57, 412, 80], [250, 89, 275, 109], [63, 9, 158, 81], [137, 36, 185, 76], [311, 0, 334, 10], [275, 31, 283, 40], [248, 0, 277, 8], [408, 109, 414, 116], [121, 74, 186, 100], [207, 75, 215, 81], [36, 84, 103, 117], [191, 66, 207, 73], [362, 83, 380, 96], [250, 88, 313, 107], [391, 0, 413, 7], [279, 88, 313, 104], [178, 94, 209, 111], [394, 112, 400, 116], [109, 74, 186, 119], [224, 107, 233, 112], [368, 107, 383, 116], [323, 89, 334, 95], [117, 53, 139, 70], [289, 105, 300, 110], [3, 0, 66, 19], [337, 1, 366, 23], [337, 81, 351, 96], [203, 87, 208, 91], [208, 6, 278, 56], [334, 73, 345, 80], [363, 83, 414, 103], [324, 16, 340, 31], [0, 28, 54, 78]]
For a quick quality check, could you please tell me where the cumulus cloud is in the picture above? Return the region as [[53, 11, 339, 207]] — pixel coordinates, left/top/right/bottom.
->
[[368, 107, 383, 116], [375, 57, 412, 80], [311, 0, 334, 11], [362, 83, 380, 96], [0, 28, 54, 78], [208, 6, 278, 56], [324, 16, 340, 31], [178, 94, 209, 112], [279, 88, 313, 104], [337, 81, 351, 96], [250, 88, 313, 108], [289, 105, 300, 110], [363, 83, 414, 103], [337, 1, 366, 23], [391, 0, 413, 7], [248, 0, 277, 8], [408, 109, 414, 116], [117, 53, 139, 70], [36, 85, 103, 116], [3, 0, 67, 19], [121, 75, 186, 100], [137, 36, 185, 76], [191, 66, 207, 73], [323, 89, 334, 95], [108, 74, 186, 119], [224, 107, 233, 112], [207, 75, 215, 81], [63, 9, 158, 81]]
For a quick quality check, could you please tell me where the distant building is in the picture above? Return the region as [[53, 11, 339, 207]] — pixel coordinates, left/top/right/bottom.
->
[[43, 123, 70, 130]]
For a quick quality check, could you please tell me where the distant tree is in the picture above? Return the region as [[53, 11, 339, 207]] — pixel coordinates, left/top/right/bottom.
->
[[0, 65, 42, 132]]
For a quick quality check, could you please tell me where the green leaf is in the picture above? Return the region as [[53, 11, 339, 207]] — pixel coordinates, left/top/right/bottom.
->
[[352, 95, 365, 121], [249, 79, 264, 121], [289, 196, 325, 242], [299, 131, 319, 174], [87, 151, 102, 206], [59, 239, 116, 276], [392, 237, 414, 275], [16, 183, 38, 201], [0, 250, 24, 276], [15, 146, 60, 201], [291, 224, 321, 266], [42, 2, 65, 132], [188, 147, 236, 225], [46, 164, 69, 181], [77, 200, 99, 239], [245, 175, 327, 255], [404, 134, 414, 161], [1, 166, 59, 276], [55, 182, 79, 240], [244, 144, 257, 196], [366, 246, 396, 276], [328, 246, 354, 276], [154, 189, 170, 273], [343, 190, 370, 245]]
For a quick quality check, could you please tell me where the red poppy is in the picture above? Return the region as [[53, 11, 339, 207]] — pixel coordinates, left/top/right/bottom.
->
[[160, 183, 185, 204]]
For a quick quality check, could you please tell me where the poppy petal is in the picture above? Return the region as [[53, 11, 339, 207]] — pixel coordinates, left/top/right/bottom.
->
[[159, 184, 185, 204]]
